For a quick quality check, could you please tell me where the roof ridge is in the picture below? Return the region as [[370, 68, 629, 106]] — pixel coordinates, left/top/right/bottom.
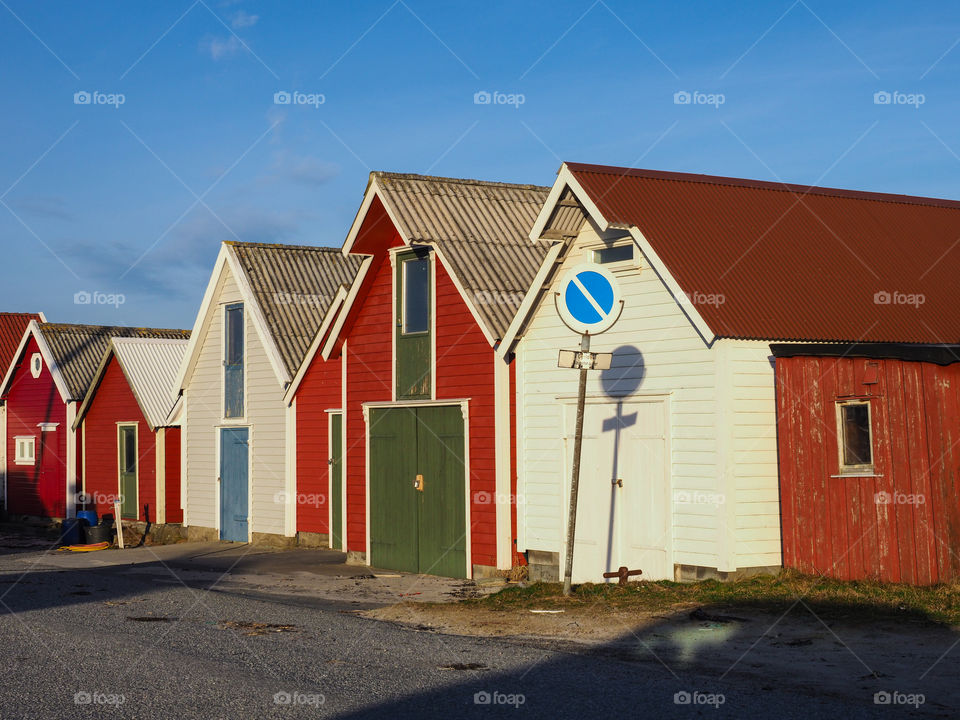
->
[[226, 241, 342, 252], [40, 323, 190, 334], [374, 171, 550, 193], [564, 162, 960, 211]]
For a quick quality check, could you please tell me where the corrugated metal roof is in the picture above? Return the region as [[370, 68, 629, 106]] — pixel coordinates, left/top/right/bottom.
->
[[0, 313, 42, 376], [112, 337, 190, 428], [40, 324, 190, 400], [374, 172, 578, 341], [565, 163, 960, 344], [228, 242, 365, 377]]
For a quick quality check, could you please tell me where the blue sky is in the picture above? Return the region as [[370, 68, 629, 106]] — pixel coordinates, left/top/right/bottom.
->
[[1, 1, 958, 328]]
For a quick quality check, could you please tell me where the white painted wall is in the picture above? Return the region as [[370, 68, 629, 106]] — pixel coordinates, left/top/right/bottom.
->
[[183, 263, 289, 537], [516, 219, 782, 578]]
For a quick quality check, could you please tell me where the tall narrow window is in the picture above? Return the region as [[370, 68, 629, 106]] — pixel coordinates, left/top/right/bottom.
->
[[838, 401, 872, 474], [396, 251, 432, 399], [224, 303, 244, 418], [402, 257, 429, 334]]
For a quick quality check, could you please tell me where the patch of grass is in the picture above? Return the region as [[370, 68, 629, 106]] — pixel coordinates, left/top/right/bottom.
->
[[466, 570, 960, 626]]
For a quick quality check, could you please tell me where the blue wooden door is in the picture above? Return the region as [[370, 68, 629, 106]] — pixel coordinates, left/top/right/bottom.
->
[[219, 428, 249, 542]]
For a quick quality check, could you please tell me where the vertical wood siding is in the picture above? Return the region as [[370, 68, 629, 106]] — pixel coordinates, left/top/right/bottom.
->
[[777, 354, 960, 584], [82, 355, 157, 521], [5, 337, 68, 517], [164, 427, 183, 523]]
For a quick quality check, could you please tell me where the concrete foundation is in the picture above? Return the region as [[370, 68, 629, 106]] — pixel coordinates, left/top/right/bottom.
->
[[296, 531, 329, 549], [673, 564, 781, 583]]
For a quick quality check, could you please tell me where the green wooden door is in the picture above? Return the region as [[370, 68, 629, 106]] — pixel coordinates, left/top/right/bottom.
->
[[416, 406, 467, 578], [330, 413, 344, 550], [368, 405, 466, 578], [369, 408, 419, 572], [395, 250, 431, 399], [118, 425, 137, 519]]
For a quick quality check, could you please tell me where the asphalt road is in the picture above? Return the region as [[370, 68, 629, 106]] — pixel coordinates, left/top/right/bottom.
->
[[0, 543, 942, 719]]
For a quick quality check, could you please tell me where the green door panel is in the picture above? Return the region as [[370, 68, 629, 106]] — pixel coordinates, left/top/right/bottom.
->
[[119, 426, 137, 519], [395, 251, 431, 400], [416, 406, 467, 578], [330, 413, 344, 550], [369, 407, 419, 573]]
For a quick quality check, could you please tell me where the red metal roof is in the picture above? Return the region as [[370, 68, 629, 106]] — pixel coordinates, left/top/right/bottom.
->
[[0, 313, 42, 375], [565, 163, 960, 343]]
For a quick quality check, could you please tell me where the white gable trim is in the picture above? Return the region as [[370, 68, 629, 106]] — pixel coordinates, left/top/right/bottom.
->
[[342, 176, 409, 255], [174, 246, 229, 397], [72, 343, 116, 431], [627, 226, 716, 346], [500, 163, 717, 355], [498, 242, 564, 357], [320, 256, 374, 361], [174, 243, 291, 399], [430, 244, 497, 347], [283, 280, 353, 405], [0, 321, 70, 404], [224, 246, 291, 387]]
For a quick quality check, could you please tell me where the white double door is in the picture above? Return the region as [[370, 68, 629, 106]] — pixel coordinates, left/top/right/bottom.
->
[[562, 397, 670, 583]]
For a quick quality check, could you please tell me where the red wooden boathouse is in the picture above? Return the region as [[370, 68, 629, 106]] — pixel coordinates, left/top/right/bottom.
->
[[287, 172, 550, 578], [74, 336, 190, 524]]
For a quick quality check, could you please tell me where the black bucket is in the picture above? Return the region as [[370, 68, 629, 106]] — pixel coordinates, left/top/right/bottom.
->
[[83, 523, 112, 545]]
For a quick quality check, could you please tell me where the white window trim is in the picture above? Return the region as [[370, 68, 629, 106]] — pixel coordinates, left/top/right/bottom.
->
[[400, 253, 430, 336], [836, 400, 874, 476], [586, 239, 639, 269], [30, 353, 43, 379], [221, 301, 247, 424], [14, 436, 35, 466]]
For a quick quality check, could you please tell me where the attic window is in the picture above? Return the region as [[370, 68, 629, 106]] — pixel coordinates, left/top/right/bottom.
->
[[30, 353, 42, 379], [591, 244, 634, 265], [14, 436, 35, 465]]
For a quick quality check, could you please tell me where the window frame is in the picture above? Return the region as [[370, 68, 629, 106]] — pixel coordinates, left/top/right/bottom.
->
[[223, 302, 246, 421], [836, 400, 874, 476], [14, 436, 35, 466], [590, 242, 636, 266], [400, 254, 430, 336]]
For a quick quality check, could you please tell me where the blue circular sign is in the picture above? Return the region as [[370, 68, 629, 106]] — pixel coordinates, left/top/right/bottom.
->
[[557, 263, 622, 334]]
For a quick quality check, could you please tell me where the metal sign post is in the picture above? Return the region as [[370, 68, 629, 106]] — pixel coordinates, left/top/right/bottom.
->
[[555, 263, 623, 596]]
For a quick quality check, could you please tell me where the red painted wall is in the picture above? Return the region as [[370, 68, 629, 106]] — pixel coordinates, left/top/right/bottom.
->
[[295, 347, 342, 534], [82, 356, 157, 522], [434, 261, 498, 567], [164, 427, 182, 524], [4, 337, 68, 517], [777, 354, 960, 585]]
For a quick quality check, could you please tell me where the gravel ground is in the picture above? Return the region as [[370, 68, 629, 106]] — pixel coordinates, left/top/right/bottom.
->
[[0, 541, 949, 719]]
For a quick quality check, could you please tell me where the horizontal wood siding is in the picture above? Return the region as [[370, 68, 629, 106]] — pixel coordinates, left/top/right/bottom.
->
[[728, 341, 782, 569], [344, 253, 394, 553], [517, 223, 720, 570], [434, 260, 497, 569], [777, 354, 960, 584], [295, 349, 341, 534], [184, 263, 288, 536], [82, 355, 157, 521], [5, 336, 68, 517]]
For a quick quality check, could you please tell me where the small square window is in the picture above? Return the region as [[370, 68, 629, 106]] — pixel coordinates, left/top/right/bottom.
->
[[14, 436, 35, 465], [591, 244, 634, 264], [837, 402, 873, 474]]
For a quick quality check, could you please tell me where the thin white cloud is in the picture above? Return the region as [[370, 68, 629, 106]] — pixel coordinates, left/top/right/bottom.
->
[[201, 35, 241, 60], [231, 10, 259, 29]]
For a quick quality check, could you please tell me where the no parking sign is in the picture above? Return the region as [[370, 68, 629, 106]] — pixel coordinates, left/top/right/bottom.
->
[[556, 263, 622, 335]]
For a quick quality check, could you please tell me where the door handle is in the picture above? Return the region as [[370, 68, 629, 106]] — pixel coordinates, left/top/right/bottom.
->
[[613, 478, 623, 488], [217, 476, 222, 483], [413, 474, 425, 492]]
